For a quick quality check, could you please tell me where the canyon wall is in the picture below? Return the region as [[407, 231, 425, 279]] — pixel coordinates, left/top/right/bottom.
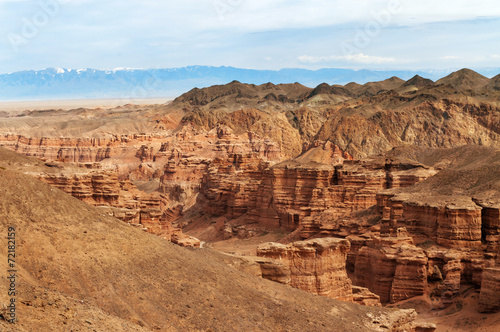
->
[[377, 193, 484, 250], [353, 234, 428, 303], [246, 153, 436, 234], [371, 193, 500, 309], [256, 238, 354, 302], [479, 267, 500, 313], [36, 168, 201, 245], [0, 126, 283, 247], [0, 134, 155, 163], [0, 132, 439, 241]]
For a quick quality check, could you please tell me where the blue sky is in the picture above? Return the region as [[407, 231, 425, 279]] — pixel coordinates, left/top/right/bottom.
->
[[0, 0, 499, 74]]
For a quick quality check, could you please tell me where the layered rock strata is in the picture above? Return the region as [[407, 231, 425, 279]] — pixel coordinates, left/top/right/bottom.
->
[[199, 153, 272, 219], [374, 191, 500, 310], [475, 200, 500, 254], [353, 234, 428, 303], [256, 238, 353, 302], [478, 267, 500, 313], [246, 155, 435, 234], [157, 126, 280, 210], [2, 131, 436, 243], [0, 134, 157, 163], [377, 193, 485, 250], [438, 259, 462, 307], [35, 169, 201, 245], [1, 126, 281, 246]]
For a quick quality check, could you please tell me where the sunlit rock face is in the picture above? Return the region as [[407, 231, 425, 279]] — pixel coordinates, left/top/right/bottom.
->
[[257, 238, 353, 302]]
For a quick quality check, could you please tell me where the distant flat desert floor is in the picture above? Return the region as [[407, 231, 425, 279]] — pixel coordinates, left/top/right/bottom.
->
[[0, 98, 172, 112]]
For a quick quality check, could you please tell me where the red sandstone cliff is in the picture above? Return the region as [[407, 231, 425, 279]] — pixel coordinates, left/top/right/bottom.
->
[[353, 234, 428, 304], [479, 267, 500, 313], [256, 238, 354, 302], [238, 149, 436, 235]]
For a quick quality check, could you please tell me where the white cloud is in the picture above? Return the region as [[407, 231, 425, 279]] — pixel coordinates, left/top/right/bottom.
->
[[469, 54, 500, 62], [3, 1, 500, 36], [0, 0, 499, 73], [298, 53, 397, 64], [397, 0, 500, 25], [199, 0, 500, 32]]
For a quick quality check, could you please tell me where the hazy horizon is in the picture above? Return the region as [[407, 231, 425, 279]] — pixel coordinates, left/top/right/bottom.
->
[[1, 64, 499, 77]]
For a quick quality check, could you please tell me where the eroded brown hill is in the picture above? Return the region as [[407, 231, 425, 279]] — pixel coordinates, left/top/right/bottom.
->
[[170, 69, 500, 159], [345, 76, 405, 97], [385, 145, 500, 196], [436, 68, 490, 92], [401, 75, 435, 89], [172, 81, 312, 109], [314, 96, 500, 158], [485, 74, 500, 93]]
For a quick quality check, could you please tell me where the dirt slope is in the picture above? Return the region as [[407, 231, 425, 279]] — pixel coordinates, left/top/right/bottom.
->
[[385, 145, 500, 200]]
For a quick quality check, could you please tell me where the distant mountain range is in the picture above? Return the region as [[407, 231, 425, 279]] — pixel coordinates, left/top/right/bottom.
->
[[0, 66, 499, 101]]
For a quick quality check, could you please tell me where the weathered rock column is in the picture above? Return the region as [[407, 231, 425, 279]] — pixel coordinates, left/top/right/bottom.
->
[[438, 259, 462, 308], [257, 237, 353, 301], [478, 267, 500, 313], [353, 234, 427, 304]]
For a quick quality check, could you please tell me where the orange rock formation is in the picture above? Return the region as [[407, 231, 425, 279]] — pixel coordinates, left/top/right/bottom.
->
[[256, 238, 354, 302], [353, 233, 428, 303]]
